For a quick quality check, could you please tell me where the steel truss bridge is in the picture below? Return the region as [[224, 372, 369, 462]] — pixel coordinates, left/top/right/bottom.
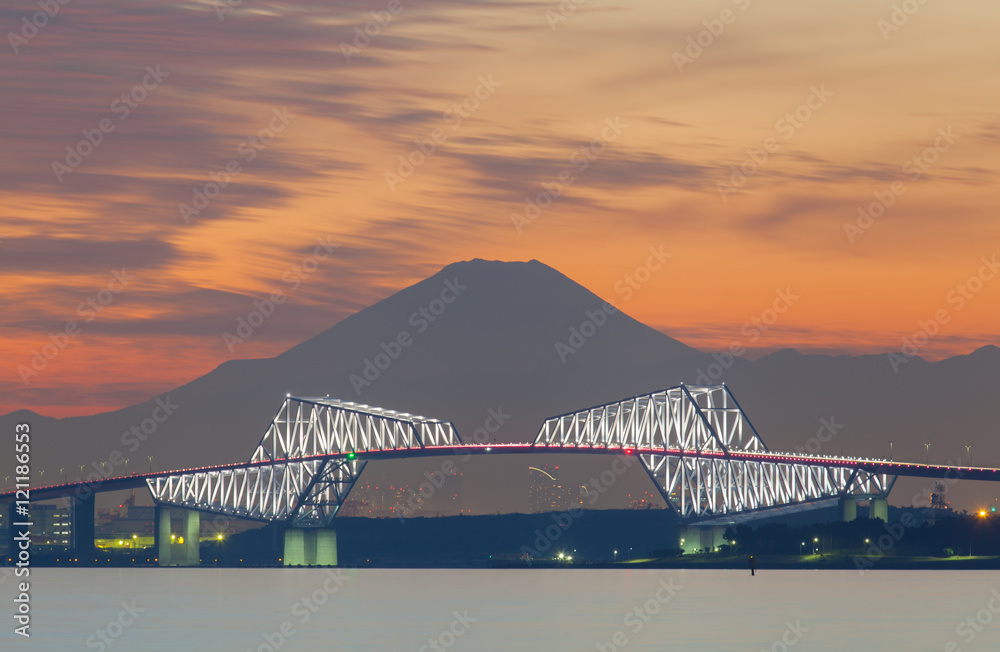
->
[[8, 385, 1000, 527]]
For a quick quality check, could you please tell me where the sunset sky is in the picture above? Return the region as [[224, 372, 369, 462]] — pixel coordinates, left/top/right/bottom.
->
[[2, 0, 997, 417]]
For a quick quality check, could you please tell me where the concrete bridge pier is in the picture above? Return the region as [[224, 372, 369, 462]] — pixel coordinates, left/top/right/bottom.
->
[[840, 496, 858, 522], [870, 497, 889, 522], [157, 507, 172, 565], [183, 509, 200, 565], [71, 492, 96, 559], [283, 528, 337, 566], [679, 525, 727, 555], [156, 507, 200, 566]]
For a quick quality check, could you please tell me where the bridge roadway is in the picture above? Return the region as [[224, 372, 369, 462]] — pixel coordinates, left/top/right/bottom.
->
[[4, 444, 1000, 504]]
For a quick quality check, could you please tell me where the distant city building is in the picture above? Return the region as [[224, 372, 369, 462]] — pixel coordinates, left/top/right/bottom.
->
[[342, 480, 413, 518], [930, 483, 950, 511], [528, 464, 582, 513], [926, 482, 952, 524], [0, 504, 72, 552], [29, 504, 72, 548], [433, 469, 466, 516], [96, 505, 157, 543], [627, 490, 664, 510]]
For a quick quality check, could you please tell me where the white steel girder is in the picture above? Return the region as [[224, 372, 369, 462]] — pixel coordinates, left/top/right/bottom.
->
[[535, 385, 767, 453], [148, 397, 461, 527], [535, 384, 896, 520], [148, 386, 897, 526]]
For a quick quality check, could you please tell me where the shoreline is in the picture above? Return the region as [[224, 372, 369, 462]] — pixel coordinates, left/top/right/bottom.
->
[[16, 554, 1000, 571]]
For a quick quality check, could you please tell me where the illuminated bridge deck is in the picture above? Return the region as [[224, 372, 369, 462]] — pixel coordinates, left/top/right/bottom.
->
[[4, 443, 999, 504]]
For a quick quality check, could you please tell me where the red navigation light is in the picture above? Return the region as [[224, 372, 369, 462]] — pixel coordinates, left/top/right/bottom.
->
[[624, 448, 634, 455]]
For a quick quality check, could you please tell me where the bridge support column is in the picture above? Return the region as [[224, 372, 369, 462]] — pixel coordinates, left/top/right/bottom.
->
[[679, 525, 727, 554], [315, 529, 337, 566], [705, 526, 727, 552], [72, 492, 95, 560], [871, 498, 888, 522], [284, 529, 306, 566], [156, 507, 172, 566], [180, 510, 200, 567], [284, 529, 338, 566], [679, 526, 699, 554], [840, 497, 858, 522]]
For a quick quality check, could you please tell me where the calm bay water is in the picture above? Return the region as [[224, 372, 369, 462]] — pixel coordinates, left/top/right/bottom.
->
[[2, 567, 999, 650]]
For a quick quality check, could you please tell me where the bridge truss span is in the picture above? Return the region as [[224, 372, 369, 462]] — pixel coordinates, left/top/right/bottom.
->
[[535, 385, 767, 454], [149, 398, 461, 527], [143, 385, 908, 527], [252, 396, 462, 462], [535, 384, 896, 521], [641, 452, 894, 521]]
